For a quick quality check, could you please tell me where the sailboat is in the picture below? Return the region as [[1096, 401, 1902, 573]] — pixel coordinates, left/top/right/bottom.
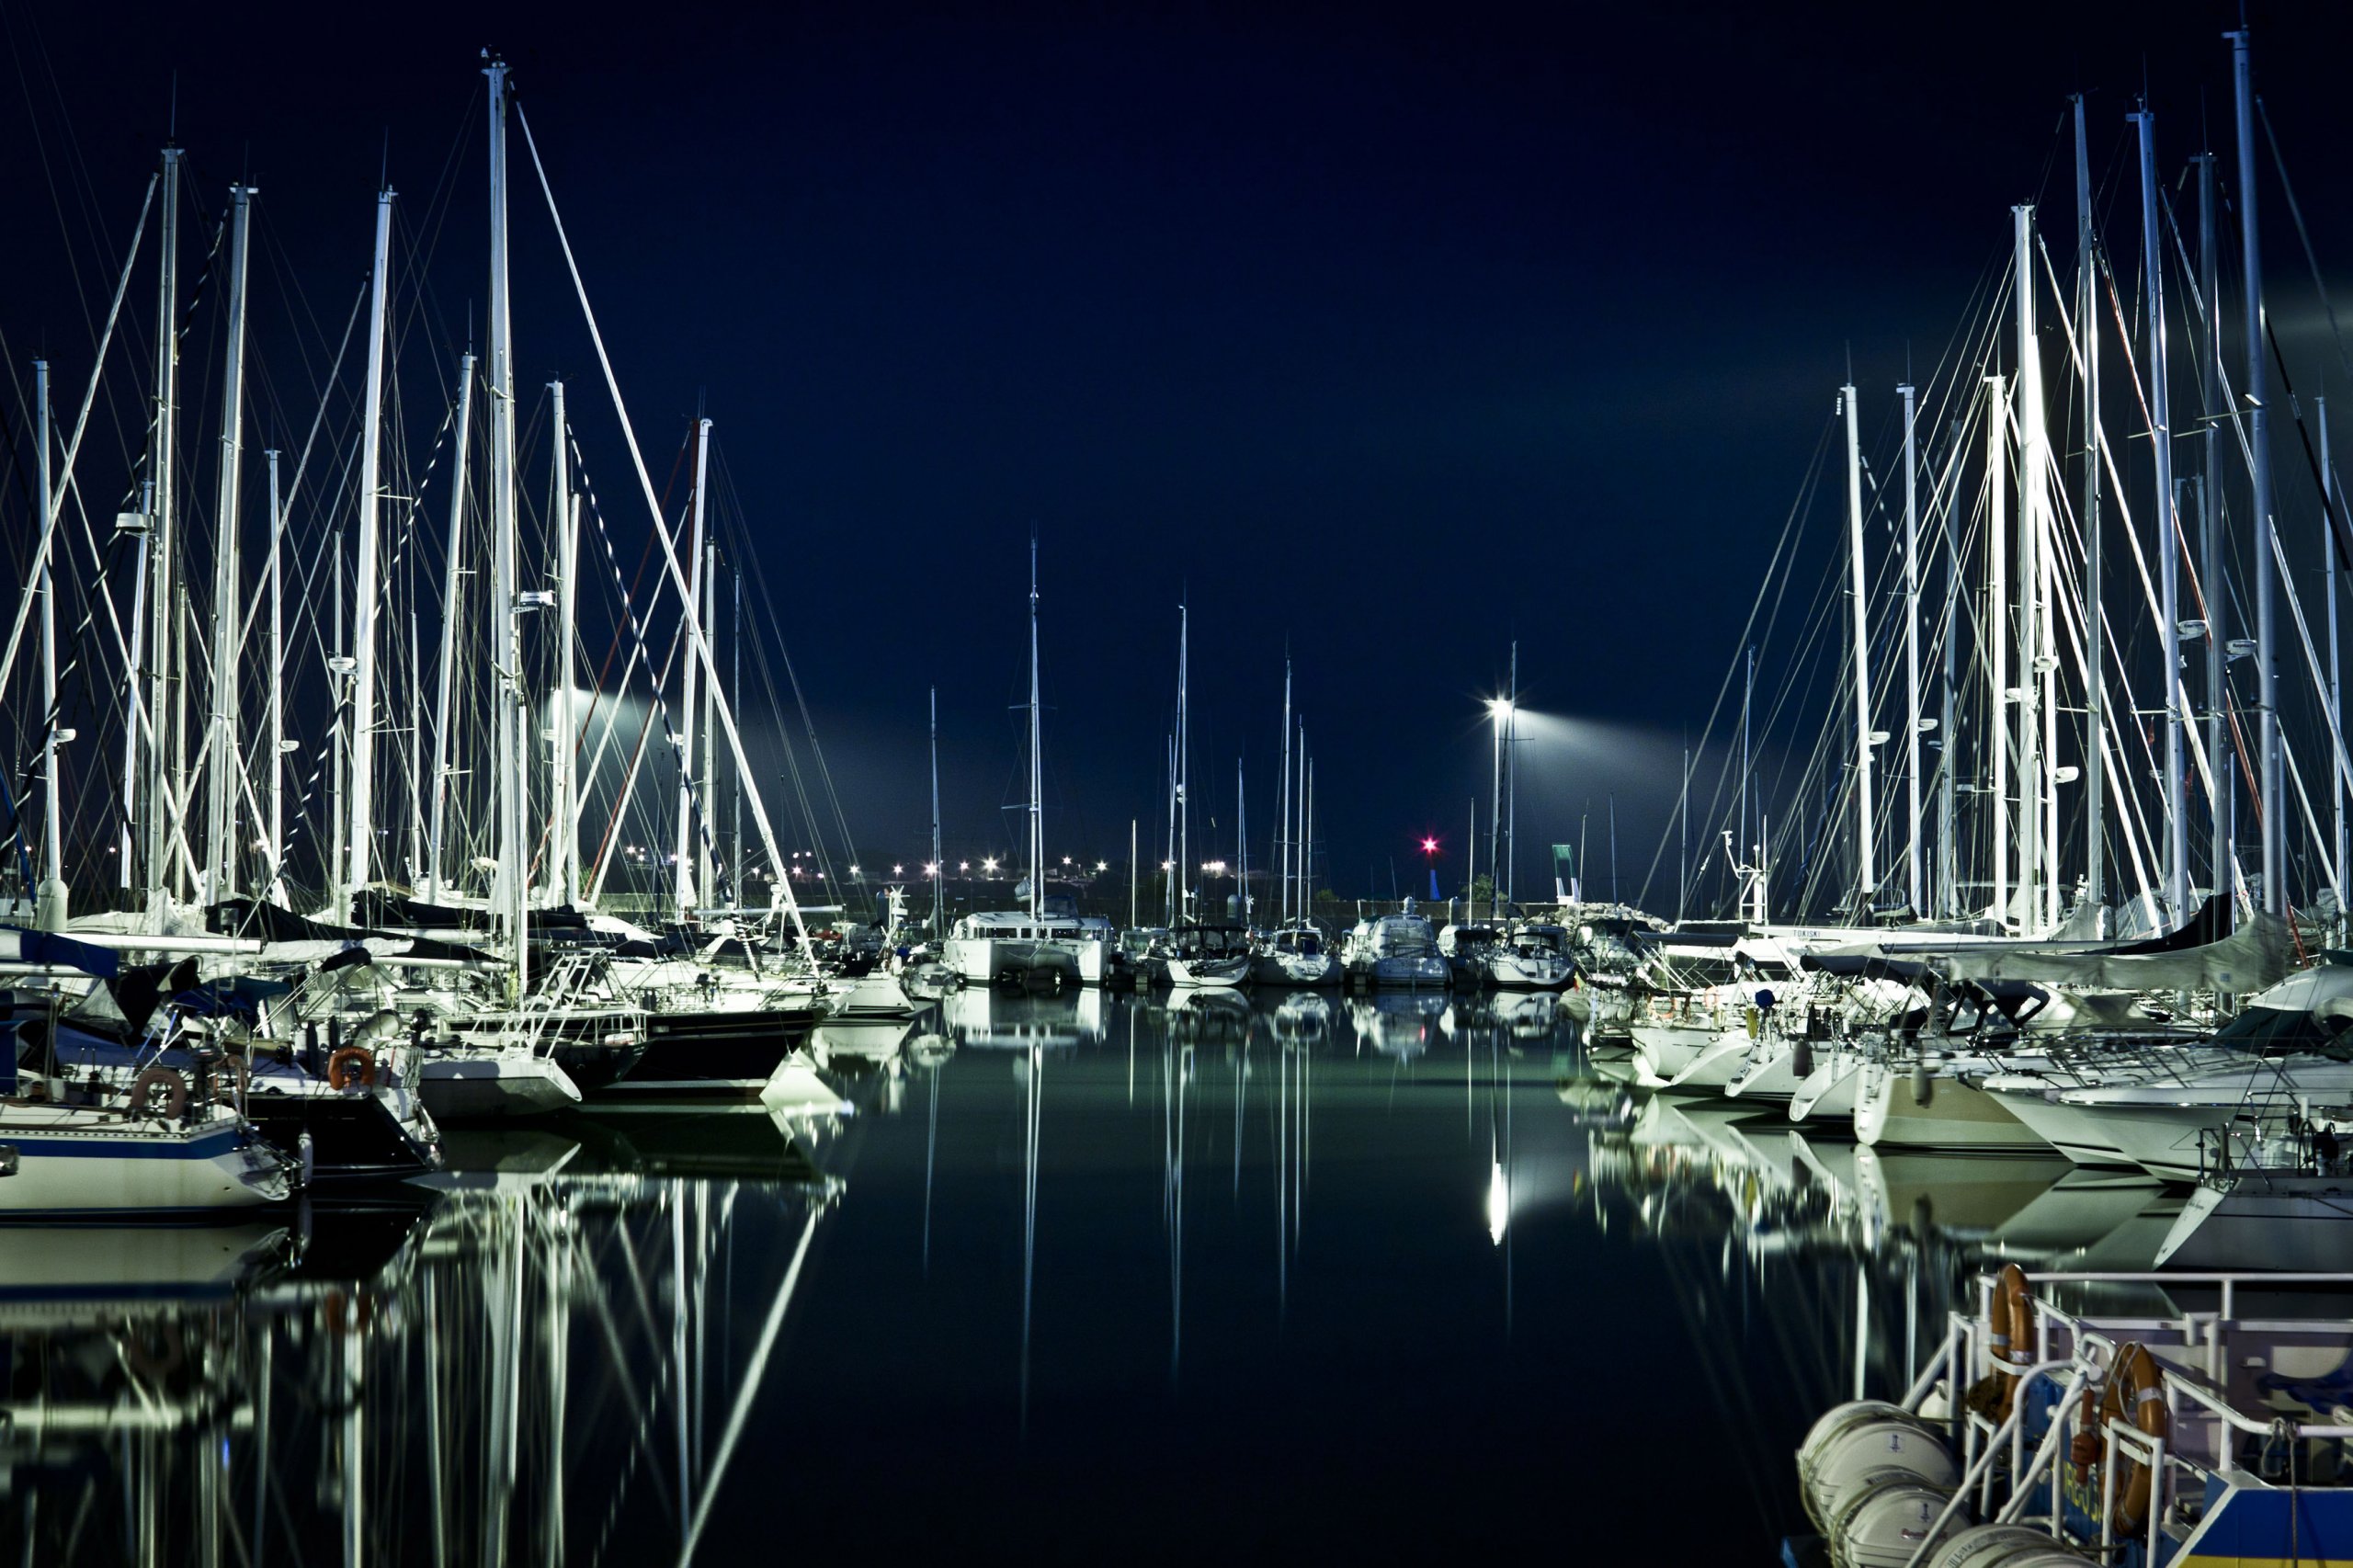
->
[[941, 539, 1110, 989]]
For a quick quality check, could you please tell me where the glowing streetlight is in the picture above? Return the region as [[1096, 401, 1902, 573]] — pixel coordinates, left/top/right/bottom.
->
[[983, 857, 1000, 873], [959, 860, 971, 872], [925, 862, 938, 877]]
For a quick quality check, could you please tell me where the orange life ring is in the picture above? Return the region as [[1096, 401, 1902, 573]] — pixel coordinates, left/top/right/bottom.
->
[[2096, 1340, 2169, 1534], [327, 1047, 377, 1090], [1965, 1263, 2036, 1419], [130, 1065, 188, 1119]]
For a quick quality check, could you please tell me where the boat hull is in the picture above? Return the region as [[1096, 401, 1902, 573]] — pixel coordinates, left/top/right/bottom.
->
[[0, 1108, 286, 1217]]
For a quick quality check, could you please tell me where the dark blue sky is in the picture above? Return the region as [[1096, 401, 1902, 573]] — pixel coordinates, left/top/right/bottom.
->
[[8, 1, 2348, 909]]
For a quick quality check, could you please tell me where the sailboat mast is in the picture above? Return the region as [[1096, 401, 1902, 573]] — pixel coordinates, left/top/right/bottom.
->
[[1843, 382, 1874, 917], [1176, 603, 1188, 923], [1938, 416, 1961, 918], [732, 568, 744, 893], [34, 361, 63, 929], [929, 686, 942, 933], [203, 185, 253, 905], [142, 146, 182, 924], [1029, 533, 1042, 922], [345, 184, 394, 920], [265, 450, 284, 904], [2134, 105, 2186, 917], [2197, 153, 2227, 915], [2075, 94, 2108, 912], [1506, 639, 1518, 908], [1985, 372, 2009, 925], [551, 381, 579, 908], [485, 57, 529, 991], [1901, 380, 1921, 915], [2012, 204, 2053, 934], [2327, 400, 2346, 920], [1237, 758, 1247, 921], [700, 538, 716, 907], [426, 355, 473, 903], [1279, 659, 1291, 922], [2229, 28, 2281, 915], [676, 417, 710, 922]]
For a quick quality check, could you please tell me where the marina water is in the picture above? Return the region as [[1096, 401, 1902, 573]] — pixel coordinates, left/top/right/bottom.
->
[[4, 988, 2189, 1563]]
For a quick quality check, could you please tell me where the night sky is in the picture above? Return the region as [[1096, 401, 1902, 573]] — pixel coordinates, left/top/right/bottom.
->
[[6, 1, 2348, 912]]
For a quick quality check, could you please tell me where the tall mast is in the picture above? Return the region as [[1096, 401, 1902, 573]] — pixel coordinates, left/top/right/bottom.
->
[[1303, 752, 1313, 911], [675, 416, 710, 922], [1901, 380, 1922, 915], [929, 686, 942, 933], [1938, 415, 1961, 917], [1279, 659, 1292, 922], [330, 534, 346, 914], [1176, 603, 1188, 922], [1843, 382, 1874, 918], [2012, 205, 2054, 934], [120, 479, 150, 891], [2229, 27, 2281, 915], [202, 185, 254, 905], [1029, 533, 1043, 922], [1985, 373, 2010, 925], [265, 449, 285, 905], [1236, 757, 1247, 921], [426, 353, 473, 904], [552, 383, 580, 908], [2075, 96, 2108, 914], [1506, 639, 1518, 908], [1164, 732, 1176, 926], [2197, 153, 2227, 915], [699, 537, 716, 907], [2135, 105, 2187, 918], [1741, 645, 1754, 870], [142, 145, 183, 925], [732, 568, 744, 893], [345, 184, 395, 919], [34, 361, 63, 929], [2328, 400, 2346, 921], [485, 56, 529, 990]]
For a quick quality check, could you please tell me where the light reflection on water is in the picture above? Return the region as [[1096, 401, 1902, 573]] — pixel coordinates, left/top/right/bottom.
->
[[2, 991, 2181, 1562]]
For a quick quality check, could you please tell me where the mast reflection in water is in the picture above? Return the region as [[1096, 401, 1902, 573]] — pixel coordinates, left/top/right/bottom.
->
[[4, 991, 2180, 1561]]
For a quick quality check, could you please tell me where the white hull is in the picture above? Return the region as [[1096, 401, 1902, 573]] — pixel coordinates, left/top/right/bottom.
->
[[1855, 1069, 2046, 1151], [0, 1106, 287, 1217], [1249, 951, 1341, 988], [1982, 1083, 2136, 1167], [415, 1051, 581, 1120], [940, 936, 1097, 986], [1349, 956, 1449, 989], [2156, 1176, 2353, 1268], [1487, 954, 1574, 991], [1166, 957, 1249, 989]]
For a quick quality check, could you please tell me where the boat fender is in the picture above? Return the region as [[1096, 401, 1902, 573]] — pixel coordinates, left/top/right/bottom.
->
[[130, 1065, 188, 1120], [328, 1047, 378, 1091], [1911, 1063, 1935, 1107]]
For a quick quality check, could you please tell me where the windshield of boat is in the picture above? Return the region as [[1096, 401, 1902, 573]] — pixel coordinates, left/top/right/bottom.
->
[[2212, 1005, 2353, 1058]]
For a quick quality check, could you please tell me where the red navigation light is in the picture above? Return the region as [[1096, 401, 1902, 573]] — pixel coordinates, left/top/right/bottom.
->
[[1420, 837, 1438, 855]]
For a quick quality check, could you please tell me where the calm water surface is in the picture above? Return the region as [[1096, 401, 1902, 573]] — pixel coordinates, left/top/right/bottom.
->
[[6, 989, 2168, 1562]]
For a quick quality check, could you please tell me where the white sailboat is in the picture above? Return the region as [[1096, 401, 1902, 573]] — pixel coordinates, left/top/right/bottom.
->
[[941, 538, 1109, 989]]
